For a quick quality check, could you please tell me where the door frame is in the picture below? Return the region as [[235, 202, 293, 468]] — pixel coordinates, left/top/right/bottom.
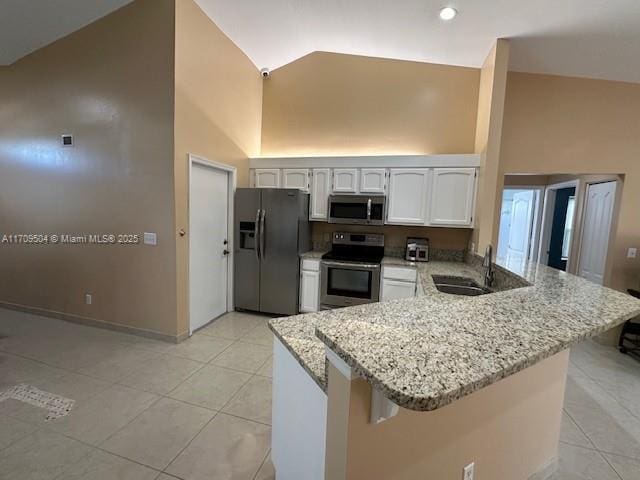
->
[[538, 180, 580, 267], [188, 153, 237, 335], [498, 186, 545, 263]]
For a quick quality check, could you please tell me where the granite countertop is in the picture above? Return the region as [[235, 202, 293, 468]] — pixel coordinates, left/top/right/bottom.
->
[[300, 250, 326, 260], [269, 259, 483, 392], [380, 257, 418, 267], [271, 256, 640, 411]]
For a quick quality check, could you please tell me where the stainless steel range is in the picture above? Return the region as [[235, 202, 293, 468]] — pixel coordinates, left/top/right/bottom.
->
[[320, 232, 384, 310]]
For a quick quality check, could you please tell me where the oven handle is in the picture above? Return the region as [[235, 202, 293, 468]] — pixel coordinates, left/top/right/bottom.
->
[[322, 261, 380, 269]]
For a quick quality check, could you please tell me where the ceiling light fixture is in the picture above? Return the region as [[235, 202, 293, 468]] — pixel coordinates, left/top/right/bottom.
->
[[439, 6, 458, 20]]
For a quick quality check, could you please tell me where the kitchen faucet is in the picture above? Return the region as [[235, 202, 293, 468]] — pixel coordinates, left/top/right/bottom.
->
[[483, 245, 494, 287]]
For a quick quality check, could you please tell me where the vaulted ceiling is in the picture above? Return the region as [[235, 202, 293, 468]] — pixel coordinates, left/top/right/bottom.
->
[[0, 0, 133, 65], [2, 0, 640, 84]]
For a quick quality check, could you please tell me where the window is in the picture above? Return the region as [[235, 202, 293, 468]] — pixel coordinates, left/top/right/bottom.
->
[[561, 196, 576, 260]]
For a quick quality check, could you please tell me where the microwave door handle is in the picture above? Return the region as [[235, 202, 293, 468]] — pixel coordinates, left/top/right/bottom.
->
[[255, 209, 261, 260], [367, 198, 372, 221], [260, 209, 266, 260]]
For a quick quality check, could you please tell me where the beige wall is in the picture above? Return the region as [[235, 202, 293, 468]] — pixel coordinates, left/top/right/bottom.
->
[[0, 0, 179, 337], [261, 51, 480, 157], [503, 174, 551, 186], [326, 351, 568, 480], [500, 72, 640, 293], [173, 0, 263, 335], [471, 40, 510, 255]]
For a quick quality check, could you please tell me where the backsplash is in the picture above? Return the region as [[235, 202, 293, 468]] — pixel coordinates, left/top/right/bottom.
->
[[310, 222, 471, 257], [465, 252, 531, 290]]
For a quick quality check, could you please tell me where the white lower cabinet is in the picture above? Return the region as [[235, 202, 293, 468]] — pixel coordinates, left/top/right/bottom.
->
[[300, 259, 321, 312], [386, 169, 430, 225], [381, 279, 416, 301], [381, 265, 417, 301]]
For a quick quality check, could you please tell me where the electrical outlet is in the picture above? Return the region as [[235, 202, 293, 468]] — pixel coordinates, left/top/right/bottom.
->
[[463, 462, 474, 480], [628, 248, 637, 259], [85, 294, 92, 305]]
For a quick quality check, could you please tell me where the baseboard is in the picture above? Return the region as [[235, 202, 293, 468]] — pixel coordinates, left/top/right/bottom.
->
[[0, 301, 182, 344], [528, 456, 558, 480]]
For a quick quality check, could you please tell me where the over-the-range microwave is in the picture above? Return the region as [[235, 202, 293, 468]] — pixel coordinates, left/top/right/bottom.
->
[[328, 195, 386, 226]]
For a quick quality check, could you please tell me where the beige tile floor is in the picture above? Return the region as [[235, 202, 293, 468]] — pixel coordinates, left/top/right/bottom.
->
[[0, 307, 639, 479]]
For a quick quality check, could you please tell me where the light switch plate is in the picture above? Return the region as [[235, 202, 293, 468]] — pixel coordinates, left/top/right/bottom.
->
[[143, 232, 157, 246], [628, 248, 637, 259], [463, 462, 474, 480]]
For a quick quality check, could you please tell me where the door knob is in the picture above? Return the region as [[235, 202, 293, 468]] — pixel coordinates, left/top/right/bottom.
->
[[223, 249, 230, 256]]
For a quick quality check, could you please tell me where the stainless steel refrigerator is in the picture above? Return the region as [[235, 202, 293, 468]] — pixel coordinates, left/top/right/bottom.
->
[[234, 188, 311, 315]]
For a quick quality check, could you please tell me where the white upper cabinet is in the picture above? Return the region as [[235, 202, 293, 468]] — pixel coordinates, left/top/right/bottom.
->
[[360, 168, 387, 194], [254, 169, 281, 188], [282, 169, 310, 191], [429, 168, 476, 226], [309, 168, 331, 221], [332, 168, 359, 193], [386, 169, 430, 225]]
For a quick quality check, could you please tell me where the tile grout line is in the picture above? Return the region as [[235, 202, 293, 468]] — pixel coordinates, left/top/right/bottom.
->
[[599, 453, 626, 480], [46, 428, 166, 480], [562, 408, 600, 452], [252, 448, 272, 480], [161, 410, 221, 477], [1, 313, 275, 476], [567, 354, 640, 423]]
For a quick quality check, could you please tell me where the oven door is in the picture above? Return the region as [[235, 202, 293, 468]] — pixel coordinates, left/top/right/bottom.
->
[[328, 195, 385, 225], [320, 261, 381, 308]]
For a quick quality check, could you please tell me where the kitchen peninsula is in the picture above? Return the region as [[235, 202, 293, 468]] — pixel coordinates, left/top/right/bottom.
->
[[268, 255, 640, 480]]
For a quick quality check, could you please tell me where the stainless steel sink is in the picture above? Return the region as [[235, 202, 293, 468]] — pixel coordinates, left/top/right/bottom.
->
[[431, 275, 492, 296]]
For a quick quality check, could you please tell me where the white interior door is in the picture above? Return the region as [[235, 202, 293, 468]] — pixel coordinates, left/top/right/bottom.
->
[[506, 190, 535, 261], [190, 162, 229, 333], [578, 181, 617, 285]]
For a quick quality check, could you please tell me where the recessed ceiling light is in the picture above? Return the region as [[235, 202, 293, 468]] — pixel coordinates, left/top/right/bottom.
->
[[439, 6, 458, 20]]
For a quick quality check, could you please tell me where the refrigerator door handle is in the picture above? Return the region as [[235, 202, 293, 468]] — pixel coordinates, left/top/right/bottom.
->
[[255, 209, 261, 260], [260, 209, 266, 259], [367, 198, 372, 221]]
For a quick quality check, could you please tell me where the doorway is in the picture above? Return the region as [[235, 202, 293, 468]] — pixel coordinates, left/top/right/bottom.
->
[[188, 154, 236, 334], [538, 180, 580, 270], [497, 188, 543, 268], [547, 187, 576, 271], [578, 181, 617, 285]]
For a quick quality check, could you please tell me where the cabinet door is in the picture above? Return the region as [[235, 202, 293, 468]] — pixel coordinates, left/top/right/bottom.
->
[[332, 169, 359, 193], [282, 169, 310, 191], [300, 269, 320, 313], [386, 169, 430, 225], [254, 169, 281, 188], [429, 168, 476, 226], [360, 168, 387, 194], [381, 279, 416, 301], [309, 169, 331, 221]]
